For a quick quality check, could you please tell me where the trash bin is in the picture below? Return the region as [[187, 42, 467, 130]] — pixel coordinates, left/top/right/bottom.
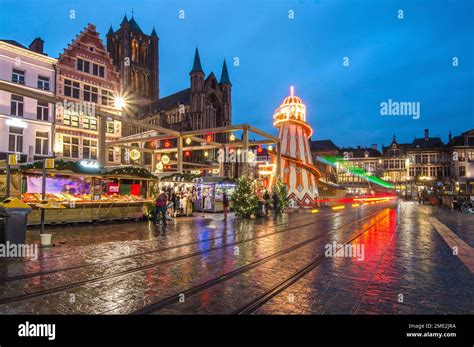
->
[[0, 198, 32, 245]]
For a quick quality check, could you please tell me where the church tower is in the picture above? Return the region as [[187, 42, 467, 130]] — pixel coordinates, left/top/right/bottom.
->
[[219, 59, 232, 127], [189, 47, 205, 115], [107, 14, 159, 110]]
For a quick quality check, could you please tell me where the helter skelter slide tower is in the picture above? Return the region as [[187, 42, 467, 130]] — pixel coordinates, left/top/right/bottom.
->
[[272, 87, 320, 206]]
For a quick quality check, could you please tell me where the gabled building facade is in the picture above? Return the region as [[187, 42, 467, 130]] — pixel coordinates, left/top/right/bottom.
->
[[54, 23, 122, 164], [449, 129, 474, 194]]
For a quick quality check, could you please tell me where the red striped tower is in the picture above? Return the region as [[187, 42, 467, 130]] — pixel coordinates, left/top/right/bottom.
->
[[273, 87, 319, 206]]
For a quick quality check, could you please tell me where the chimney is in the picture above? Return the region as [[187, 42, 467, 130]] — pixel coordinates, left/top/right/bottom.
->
[[371, 144, 378, 150], [424, 128, 429, 141], [29, 38, 44, 54]]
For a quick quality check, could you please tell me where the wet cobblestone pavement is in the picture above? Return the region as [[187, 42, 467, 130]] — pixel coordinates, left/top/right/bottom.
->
[[0, 201, 472, 314], [416, 204, 474, 247]]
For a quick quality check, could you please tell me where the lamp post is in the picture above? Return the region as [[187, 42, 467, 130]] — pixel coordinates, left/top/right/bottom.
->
[[40, 159, 47, 234]]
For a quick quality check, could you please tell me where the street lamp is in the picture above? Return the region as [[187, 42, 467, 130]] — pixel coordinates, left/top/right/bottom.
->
[[114, 96, 126, 110]]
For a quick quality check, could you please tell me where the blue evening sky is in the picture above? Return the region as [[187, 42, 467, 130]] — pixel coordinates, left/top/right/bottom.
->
[[1, 0, 472, 148]]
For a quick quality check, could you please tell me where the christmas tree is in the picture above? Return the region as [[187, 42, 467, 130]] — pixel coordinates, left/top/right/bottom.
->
[[273, 176, 290, 212], [231, 175, 258, 218]]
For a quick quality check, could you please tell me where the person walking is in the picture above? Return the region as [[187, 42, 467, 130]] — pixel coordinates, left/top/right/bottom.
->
[[154, 189, 169, 226], [263, 189, 271, 215], [272, 190, 279, 216], [223, 192, 229, 221]]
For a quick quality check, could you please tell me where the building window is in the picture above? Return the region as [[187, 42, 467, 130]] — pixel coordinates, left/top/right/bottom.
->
[[443, 167, 450, 177], [8, 127, 23, 152], [12, 69, 25, 84], [82, 139, 97, 160], [468, 150, 474, 162], [421, 154, 428, 164], [459, 166, 466, 177], [64, 79, 80, 98], [131, 40, 138, 62], [63, 136, 79, 158], [82, 116, 98, 130], [37, 76, 50, 90], [83, 116, 90, 129], [10, 94, 24, 116], [37, 101, 49, 121], [35, 131, 49, 155], [108, 149, 114, 162], [63, 111, 79, 127], [84, 85, 98, 103], [436, 167, 443, 178], [107, 121, 115, 134], [91, 63, 105, 78], [429, 167, 436, 177], [90, 117, 97, 130], [101, 90, 114, 106], [77, 59, 90, 73]]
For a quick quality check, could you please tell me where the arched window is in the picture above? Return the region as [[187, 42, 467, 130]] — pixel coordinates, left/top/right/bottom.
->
[[131, 40, 139, 62], [141, 44, 148, 64], [145, 74, 150, 97], [134, 70, 139, 94]]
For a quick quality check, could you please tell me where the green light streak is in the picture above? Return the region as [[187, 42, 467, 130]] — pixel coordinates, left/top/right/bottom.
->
[[317, 156, 394, 189]]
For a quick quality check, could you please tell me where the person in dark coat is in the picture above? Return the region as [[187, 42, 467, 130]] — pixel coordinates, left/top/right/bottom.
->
[[223, 192, 229, 221], [272, 190, 279, 216]]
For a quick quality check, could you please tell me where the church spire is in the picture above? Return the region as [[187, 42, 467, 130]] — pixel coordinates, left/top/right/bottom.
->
[[190, 47, 204, 74], [121, 14, 128, 25], [107, 25, 114, 35], [151, 26, 158, 38], [219, 59, 231, 85]]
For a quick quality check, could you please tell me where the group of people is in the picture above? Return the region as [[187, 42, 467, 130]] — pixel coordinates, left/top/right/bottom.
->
[[153, 188, 194, 226], [153, 187, 281, 226], [261, 189, 280, 216]]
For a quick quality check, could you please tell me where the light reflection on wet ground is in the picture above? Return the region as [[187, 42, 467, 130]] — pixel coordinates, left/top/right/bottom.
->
[[0, 201, 472, 314]]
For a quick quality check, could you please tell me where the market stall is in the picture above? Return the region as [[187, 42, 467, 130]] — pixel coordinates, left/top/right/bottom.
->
[[194, 177, 236, 213], [16, 160, 154, 225], [158, 173, 198, 217]]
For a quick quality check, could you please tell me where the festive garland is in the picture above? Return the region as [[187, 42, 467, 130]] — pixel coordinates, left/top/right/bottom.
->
[[161, 173, 200, 182], [17, 159, 83, 173], [104, 166, 154, 178], [14, 160, 154, 178]]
